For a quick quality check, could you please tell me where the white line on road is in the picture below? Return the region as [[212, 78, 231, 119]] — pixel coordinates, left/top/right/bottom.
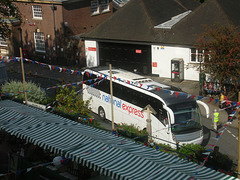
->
[[226, 129, 238, 141]]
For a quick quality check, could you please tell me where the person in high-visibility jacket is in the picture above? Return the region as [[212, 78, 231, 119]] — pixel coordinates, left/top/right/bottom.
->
[[212, 109, 219, 131]]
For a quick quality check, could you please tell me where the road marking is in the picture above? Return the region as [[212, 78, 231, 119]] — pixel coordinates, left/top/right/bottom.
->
[[226, 129, 238, 141]]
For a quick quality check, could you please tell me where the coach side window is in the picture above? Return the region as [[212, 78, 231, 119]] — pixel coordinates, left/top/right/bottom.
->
[[113, 82, 127, 101], [146, 97, 167, 126], [122, 87, 132, 102], [83, 72, 90, 81], [83, 72, 97, 85], [137, 93, 148, 108], [97, 79, 110, 94], [159, 109, 168, 126]]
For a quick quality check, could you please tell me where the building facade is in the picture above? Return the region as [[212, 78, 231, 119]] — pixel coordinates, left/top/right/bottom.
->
[[8, 0, 113, 66], [82, 0, 240, 82]]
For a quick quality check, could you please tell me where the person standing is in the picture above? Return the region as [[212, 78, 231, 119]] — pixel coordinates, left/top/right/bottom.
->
[[212, 109, 219, 131], [219, 92, 225, 108]]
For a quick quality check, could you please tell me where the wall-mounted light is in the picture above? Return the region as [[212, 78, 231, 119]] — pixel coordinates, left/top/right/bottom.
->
[[51, 5, 57, 11]]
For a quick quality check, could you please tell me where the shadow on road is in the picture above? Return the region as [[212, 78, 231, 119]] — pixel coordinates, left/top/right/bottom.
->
[[201, 125, 211, 146]]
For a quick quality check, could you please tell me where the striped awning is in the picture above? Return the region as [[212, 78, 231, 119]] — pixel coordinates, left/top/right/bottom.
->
[[0, 100, 237, 180]]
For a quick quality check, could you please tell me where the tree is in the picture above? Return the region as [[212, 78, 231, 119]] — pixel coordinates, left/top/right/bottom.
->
[[0, 0, 21, 39], [54, 86, 91, 118], [196, 24, 240, 89], [1, 80, 47, 103]]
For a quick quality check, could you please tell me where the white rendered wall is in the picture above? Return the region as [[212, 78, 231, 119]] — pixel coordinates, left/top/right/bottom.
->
[[85, 40, 99, 67], [151, 45, 199, 81]]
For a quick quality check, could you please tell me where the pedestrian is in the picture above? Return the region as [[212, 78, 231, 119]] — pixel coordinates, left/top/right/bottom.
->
[[219, 92, 225, 109], [208, 82, 213, 95], [206, 146, 220, 170], [34, 70, 38, 78], [212, 109, 219, 131]]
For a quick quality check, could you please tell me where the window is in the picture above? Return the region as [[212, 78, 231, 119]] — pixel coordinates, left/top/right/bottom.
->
[[101, 0, 109, 13], [91, 0, 99, 15], [0, 38, 7, 47], [159, 109, 168, 126], [34, 32, 45, 52], [191, 48, 204, 63], [32, 5, 42, 19], [97, 78, 110, 94]]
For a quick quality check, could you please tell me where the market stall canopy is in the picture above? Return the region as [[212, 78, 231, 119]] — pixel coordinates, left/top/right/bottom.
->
[[0, 100, 237, 180]]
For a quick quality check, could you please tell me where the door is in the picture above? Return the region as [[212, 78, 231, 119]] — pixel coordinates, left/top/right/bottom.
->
[[171, 60, 180, 82]]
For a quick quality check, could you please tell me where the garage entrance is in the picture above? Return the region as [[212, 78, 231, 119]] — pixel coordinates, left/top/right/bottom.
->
[[98, 42, 151, 74]]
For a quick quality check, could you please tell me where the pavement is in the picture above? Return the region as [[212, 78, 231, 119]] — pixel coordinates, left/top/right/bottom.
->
[[3, 62, 238, 130]]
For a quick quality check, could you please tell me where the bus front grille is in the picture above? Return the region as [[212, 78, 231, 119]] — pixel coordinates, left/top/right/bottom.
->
[[175, 130, 201, 142]]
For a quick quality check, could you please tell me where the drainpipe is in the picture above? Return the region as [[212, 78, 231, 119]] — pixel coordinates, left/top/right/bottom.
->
[[51, 4, 57, 63]]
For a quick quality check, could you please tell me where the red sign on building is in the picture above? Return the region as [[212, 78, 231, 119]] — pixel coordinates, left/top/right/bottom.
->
[[136, 49, 142, 53], [88, 47, 96, 51], [152, 62, 157, 67]]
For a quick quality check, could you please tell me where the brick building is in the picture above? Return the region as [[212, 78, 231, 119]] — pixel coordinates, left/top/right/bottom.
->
[[6, 0, 113, 66]]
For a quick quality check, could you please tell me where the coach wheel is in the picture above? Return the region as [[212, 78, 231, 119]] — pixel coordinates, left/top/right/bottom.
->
[[98, 106, 106, 120]]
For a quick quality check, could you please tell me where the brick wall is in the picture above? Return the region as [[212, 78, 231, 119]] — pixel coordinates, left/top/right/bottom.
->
[[11, 0, 113, 65], [63, 0, 113, 36]]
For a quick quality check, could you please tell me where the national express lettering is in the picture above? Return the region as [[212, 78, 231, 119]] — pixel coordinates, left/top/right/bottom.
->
[[122, 103, 144, 118], [102, 94, 144, 118]]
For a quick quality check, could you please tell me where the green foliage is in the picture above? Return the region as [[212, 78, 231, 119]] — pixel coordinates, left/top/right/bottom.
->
[[117, 123, 148, 142], [196, 24, 240, 88], [1, 80, 46, 103], [117, 123, 148, 136], [0, 0, 21, 39], [77, 117, 105, 130], [54, 86, 91, 118], [205, 150, 233, 171], [179, 143, 206, 162], [153, 143, 175, 154], [40, 96, 55, 105]]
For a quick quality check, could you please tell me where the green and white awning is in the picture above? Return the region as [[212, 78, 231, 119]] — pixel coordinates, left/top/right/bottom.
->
[[0, 100, 237, 180]]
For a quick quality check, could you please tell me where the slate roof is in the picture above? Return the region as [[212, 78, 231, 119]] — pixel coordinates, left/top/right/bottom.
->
[[160, 0, 240, 46], [81, 0, 200, 43], [81, 0, 240, 46]]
